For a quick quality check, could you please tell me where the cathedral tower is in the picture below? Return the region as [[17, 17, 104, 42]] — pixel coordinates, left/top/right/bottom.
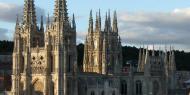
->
[[11, 0, 77, 95], [83, 11, 122, 74]]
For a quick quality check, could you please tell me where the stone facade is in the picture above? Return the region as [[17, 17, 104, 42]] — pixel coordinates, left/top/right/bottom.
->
[[83, 10, 122, 75], [10, 0, 177, 95], [11, 0, 77, 95]]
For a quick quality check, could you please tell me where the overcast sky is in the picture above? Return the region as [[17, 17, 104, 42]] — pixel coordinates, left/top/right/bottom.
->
[[0, 0, 190, 52]]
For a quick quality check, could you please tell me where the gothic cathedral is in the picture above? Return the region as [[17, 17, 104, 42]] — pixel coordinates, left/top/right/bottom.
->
[[12, 0, 77, 95], [10, 0, 177, 95]]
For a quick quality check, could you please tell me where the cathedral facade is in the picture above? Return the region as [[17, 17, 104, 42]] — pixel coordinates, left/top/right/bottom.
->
[[10, 0, 177, 95]]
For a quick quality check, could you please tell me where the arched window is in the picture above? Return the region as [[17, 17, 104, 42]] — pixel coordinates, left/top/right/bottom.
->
[[136, 80, 142, 95], [91, 91, 95, 95], [120, 80, 127, 95]]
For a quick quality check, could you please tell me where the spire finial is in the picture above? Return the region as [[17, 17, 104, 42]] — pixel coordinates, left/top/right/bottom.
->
[[72, 13, 76, 29]]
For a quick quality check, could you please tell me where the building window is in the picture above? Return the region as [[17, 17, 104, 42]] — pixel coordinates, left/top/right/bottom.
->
[[136, 80, 142, 95], [120, 80, 127, 95]]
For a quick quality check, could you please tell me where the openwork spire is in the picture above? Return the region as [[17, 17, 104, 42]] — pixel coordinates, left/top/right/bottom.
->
[[54, 0, 68, 22], [23, 0, 37, 26], [62, 0, 68, 21]]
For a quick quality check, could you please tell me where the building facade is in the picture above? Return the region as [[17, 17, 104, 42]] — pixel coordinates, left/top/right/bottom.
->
[[10, 0, 177, 95], [11, 0, 77, 95]]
